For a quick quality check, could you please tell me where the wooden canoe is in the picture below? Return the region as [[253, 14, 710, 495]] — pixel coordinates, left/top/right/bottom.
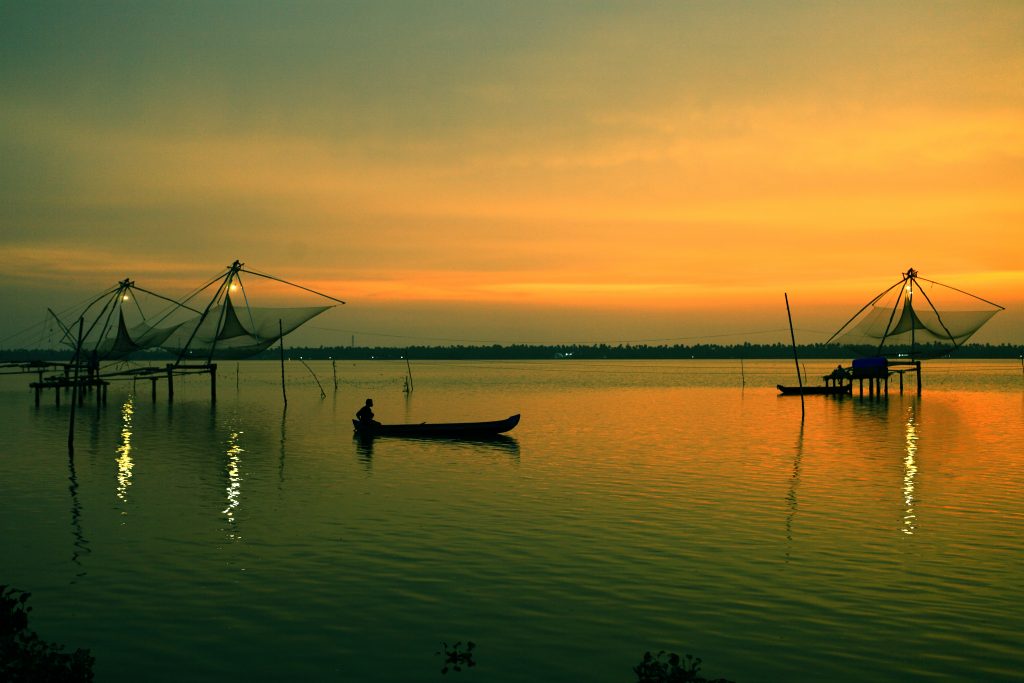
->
[[352, 414, 520, 438], [776, 384, 851, 396]]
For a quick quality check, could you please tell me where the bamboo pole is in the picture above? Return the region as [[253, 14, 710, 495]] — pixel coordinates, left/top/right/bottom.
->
[[785, 293, 805, 420], [279, 319, 287, 406], [299, 358, 326, 399]]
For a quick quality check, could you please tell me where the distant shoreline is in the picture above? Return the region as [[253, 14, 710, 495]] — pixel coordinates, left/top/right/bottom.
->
[[3, 342, 1021, 362]]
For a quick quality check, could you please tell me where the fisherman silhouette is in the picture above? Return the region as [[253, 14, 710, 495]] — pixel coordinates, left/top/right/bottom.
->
[[356, 398, 380, 427]]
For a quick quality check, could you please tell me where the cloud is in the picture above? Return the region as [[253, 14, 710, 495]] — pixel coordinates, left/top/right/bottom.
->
[[1, 2, 1022, 342]]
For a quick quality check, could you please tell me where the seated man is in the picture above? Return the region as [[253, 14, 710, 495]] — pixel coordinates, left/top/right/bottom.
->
[[829, 365, 849, 382], [356, 398, 381, 426]]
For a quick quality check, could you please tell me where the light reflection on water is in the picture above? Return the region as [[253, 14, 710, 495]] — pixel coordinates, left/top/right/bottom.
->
[[902, 404, 918, 535], [115, 397, 134, 507], [222, 429, 244, 540], [0, 360, 1022, 683]]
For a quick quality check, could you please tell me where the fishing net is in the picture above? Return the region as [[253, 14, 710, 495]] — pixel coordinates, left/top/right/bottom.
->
[[830, 271, 1002, 354], [160, 295, 332, 359]]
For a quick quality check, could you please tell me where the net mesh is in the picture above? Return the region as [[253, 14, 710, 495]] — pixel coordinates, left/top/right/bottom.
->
[[832, 274, 1001, 352], [160, 295, 332, 359], [56, 267, 338, 361]]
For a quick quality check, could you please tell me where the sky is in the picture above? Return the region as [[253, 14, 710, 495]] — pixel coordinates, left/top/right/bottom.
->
[[2, 1, 1022, 348]]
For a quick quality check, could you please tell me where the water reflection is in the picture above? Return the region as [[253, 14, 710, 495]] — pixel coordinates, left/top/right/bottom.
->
[[67, 451, 89, 579], [115, 398, 135, 507], [354, 433, 375, 470], [902, 403, 918, 535], [460, 435, 520, 458], [785, 422, 804, 560], [278, 407, 287, 485], [223, 429, 244, 540], [352, 433, 521, 463]]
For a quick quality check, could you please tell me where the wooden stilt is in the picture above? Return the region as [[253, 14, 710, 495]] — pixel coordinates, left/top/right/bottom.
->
[[210, 363, 217, 403], [166, 364, 175, 401], [68, 319, 83, 454]]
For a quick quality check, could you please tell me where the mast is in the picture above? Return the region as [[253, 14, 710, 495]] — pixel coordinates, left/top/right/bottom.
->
[[908, 268, 916, 357], [174, 265, 234, 365], [205, 260, 244, 363]]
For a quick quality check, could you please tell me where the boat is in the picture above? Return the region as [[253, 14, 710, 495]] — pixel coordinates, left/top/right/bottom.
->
[[777, 384, 851, 396], [352, 414, 520, 438]]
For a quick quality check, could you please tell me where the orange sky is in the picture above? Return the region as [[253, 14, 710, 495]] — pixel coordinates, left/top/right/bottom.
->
[[1, 2, 1021, 346]]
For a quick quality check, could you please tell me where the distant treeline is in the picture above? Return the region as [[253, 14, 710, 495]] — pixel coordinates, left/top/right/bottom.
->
[[264, 342, 1024, 360], [4, 342, 1022, 362]]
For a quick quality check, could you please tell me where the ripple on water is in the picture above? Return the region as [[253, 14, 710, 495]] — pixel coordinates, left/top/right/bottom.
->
[[1, 364, 1022, 682]]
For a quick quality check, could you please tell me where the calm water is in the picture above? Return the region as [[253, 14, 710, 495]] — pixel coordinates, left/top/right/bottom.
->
[[2, 359, 1022, 682]]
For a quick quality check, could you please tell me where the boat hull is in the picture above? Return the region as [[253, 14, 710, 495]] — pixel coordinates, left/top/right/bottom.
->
[[777, 384, 851, 396], [353, 414, 520, 438]]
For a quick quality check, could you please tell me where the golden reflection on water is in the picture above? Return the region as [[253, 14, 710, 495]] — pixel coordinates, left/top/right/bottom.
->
[[785, 422, 803, 560], [223, 430, 244, 539], [115, 398, 134, 507], [902, 404, 918, 535]]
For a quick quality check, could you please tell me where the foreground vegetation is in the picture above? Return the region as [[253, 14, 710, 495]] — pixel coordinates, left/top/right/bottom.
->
[[0, 586, 93, 682], [3, 586, 734, 681]]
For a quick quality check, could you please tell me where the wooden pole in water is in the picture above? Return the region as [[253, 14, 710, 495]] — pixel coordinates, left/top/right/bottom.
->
[[740, 357, 746, 388], [785, 293, 805, 420], [279, 319, 288, 406], [68, 318, 83, 454], [405, 354, 414, 393], [332, 359, 338, 392]]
